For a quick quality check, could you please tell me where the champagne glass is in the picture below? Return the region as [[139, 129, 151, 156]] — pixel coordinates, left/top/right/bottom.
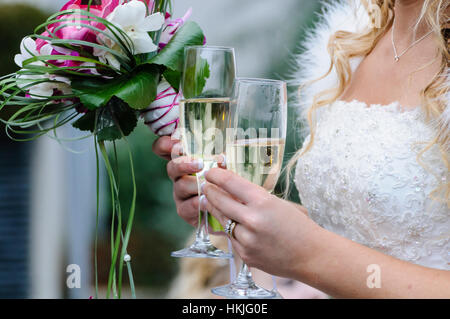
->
[[211, 78, 287, 298], [171, 46, 236, 259]]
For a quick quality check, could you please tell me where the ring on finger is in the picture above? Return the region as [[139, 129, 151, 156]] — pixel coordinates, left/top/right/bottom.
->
[[229, 221, 237, 240], [225, 219, 237, 240]]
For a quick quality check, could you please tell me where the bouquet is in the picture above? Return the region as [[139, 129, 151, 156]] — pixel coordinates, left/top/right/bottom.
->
[[0, 0, 206, 298]]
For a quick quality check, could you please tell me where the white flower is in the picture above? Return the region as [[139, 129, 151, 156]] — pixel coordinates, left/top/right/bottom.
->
[[17, 64, 72, 99], [14, 37, 72, 99], [39, 42, 101, 76], [107, 0, 165, 54], [94, 1, 165, 69], [93, 47, 121, 71], [14, 37, 40, 68]]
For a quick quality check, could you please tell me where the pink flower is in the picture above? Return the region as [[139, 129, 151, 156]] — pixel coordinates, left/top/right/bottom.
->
[[36, 1, 121, 50], [54, 0, 121, 42], [35, 0, 158, 73], [35, 1, 122, 72], [61, 0, 121, 21], [36, 34, 91, 70], [159, 8, 192, 50]]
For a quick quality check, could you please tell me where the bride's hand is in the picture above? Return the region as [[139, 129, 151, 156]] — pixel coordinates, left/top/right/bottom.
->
[[166, 156, 204, 227], [152, 136, 179, 160], [200, 168, 320, 278], [152, 136, 201, 226], [152, 136, 227, 229]]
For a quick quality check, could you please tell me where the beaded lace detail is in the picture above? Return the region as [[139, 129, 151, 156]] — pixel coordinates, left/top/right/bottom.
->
[[295, 100, 449, 270]]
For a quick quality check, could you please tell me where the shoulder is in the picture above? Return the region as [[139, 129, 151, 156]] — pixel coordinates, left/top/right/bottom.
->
[[289, 0, 370, 137], [292, 0, 369, 83]]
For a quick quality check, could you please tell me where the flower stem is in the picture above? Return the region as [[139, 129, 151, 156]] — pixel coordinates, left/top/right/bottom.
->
[[99, 141, 122, 299], [93, 134, 100, 299]]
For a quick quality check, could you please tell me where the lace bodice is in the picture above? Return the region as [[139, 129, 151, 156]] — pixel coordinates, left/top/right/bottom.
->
[[294, 100, 449, 270]]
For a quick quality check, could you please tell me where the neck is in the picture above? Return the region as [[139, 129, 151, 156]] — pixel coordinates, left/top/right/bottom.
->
[[393, 0, 429, 41]]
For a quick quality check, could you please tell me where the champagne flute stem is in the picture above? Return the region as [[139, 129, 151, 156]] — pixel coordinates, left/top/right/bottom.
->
[[195, 210, 210, 242], [195, 173, 210, 244], [236, 262, 254, 286], [268, 190, 280, 295], [171, 163, 232, 259]]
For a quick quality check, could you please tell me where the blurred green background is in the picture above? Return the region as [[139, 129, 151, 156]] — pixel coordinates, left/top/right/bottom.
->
[[0, 0, 323, 298]]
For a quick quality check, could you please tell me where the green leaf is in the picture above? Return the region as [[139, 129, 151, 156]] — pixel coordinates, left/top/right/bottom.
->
[[116, 66, 160, 110], [72, 98, 138, 141], [71, 65, 160, 110], [71, 78, 118, 110], [72, 111, 96, 132], [97, 97, 138, 141], [146, 21, 205, 71], [162, 69, 181, 92], [181, 57, 210, 99]]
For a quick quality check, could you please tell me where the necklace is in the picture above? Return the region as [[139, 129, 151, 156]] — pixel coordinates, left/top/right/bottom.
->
[[391, 18, 433, 62]]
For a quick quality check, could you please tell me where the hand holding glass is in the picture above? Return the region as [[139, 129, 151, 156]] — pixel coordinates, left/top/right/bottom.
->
[[171, 46, 236, 259], [212, 78, 287, 298]]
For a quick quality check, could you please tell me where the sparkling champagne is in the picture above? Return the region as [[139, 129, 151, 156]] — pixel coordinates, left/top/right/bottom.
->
[[226, 138, 285, 192], [180, 98, 230, 170]]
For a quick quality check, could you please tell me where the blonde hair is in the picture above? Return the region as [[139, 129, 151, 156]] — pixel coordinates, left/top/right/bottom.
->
[[285, 0, 450, 208]]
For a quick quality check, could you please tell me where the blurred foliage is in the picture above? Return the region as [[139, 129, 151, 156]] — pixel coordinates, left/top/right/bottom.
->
[[0, 5, 48, 75], [0, 4, 48, 140]]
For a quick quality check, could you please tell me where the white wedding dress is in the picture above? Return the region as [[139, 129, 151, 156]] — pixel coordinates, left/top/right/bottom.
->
[[292, 2, 449, 270]]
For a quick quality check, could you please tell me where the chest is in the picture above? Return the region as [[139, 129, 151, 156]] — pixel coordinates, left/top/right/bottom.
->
[[340, 36, 440, 108], [294, 102, 449, 267], [295, 101, 446, 217]]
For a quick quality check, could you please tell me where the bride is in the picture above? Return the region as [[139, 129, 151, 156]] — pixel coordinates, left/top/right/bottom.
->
[[152, 0, 449, 298]]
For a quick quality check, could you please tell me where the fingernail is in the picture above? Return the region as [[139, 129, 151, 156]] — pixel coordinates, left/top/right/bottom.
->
[[195, 158, 204, 170], [199, 194, 208, 208], [189, 160, 200, 170], [220, 154, 227, 168], [200, 181, 206, 193], [172, 143, 183, 158], [177, 144, 184, 155]]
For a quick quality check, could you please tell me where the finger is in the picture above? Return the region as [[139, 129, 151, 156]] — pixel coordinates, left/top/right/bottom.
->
[[200, 195, 242, 238], [210, 229, 227, 236], [171, 142, 184, 158], [199, 194, 228, 226], [230, 238, 245, 258], [167, 157, 204, 181], [205, 168, 266, 204], [176, 196, 200, 227], [230, 224, 256, 266], [230, 222, 246, 245], [174, 175, 198, 200], [201, 182, 248, 225], [152, 136, 178, 160], [200, 194, 249, 253], [225, 226, 246, 259]]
